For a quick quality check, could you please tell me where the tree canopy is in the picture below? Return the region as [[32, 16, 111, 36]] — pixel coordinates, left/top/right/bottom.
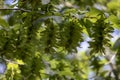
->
[[0, 0, 120, 80]]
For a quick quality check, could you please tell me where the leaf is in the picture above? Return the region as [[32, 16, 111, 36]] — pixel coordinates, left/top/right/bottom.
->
[[108, 15, 120, 29], [107, 1, 120, 10], [50, 59, 58, 69], [59, 68, 74, 77], [0, 17, 9, 28], [16, 60, 25, 65], [86, 8, 102, 18]]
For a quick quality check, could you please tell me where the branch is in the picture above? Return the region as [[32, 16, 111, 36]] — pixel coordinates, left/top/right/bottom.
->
[[0, 8, 45, 14], [0, 8, 31, 12], [103, 51, 119, 80]]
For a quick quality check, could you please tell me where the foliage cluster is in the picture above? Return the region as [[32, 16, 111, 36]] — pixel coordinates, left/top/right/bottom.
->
[[0, 0, 120, 80]]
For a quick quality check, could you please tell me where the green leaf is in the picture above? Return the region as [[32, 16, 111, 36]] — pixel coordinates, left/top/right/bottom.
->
[[16, 59, 25, 65], [59, 68, 74, 77], [108, 15, 120, 29], [86, 8, 102, 18], [107, 1, 120, 10], [50, 59, 58, 69], [0, 17, 9, 28]]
